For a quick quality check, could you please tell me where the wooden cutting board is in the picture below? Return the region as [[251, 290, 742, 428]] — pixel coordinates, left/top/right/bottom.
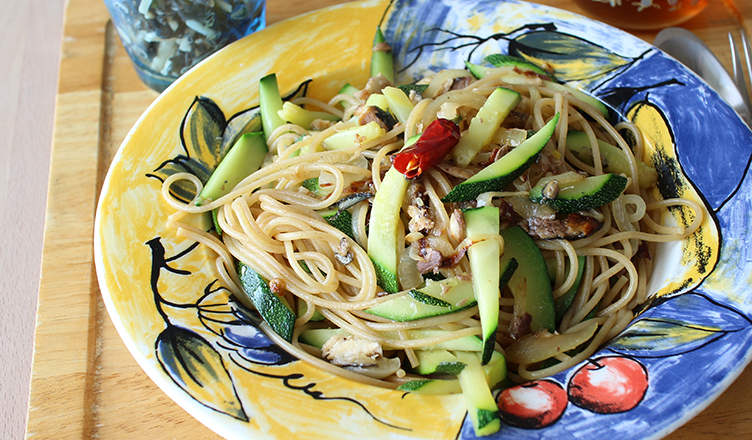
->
[[26, 0, 752, 438]]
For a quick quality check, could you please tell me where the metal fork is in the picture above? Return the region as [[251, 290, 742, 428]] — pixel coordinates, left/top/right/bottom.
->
[[728, 30, 752, 124]]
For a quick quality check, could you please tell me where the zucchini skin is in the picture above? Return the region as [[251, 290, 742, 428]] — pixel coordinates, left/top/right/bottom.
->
[[320, 209, 356, 241], [529, 173, 628, 214], [500, 226, 556, 333], [397, 379, 462, 394], [237, 262, 296, 342], [366, 167, 409, 293], [258, 73, 285, 140], [371, 27, 394, 83], [409, 290, 452, 308], [484, 54, 553, 79], [456, 352, 502, 436], [413, 349, 466, 375], [464, 206, 502, 365], [371, 260, 400, 294], [363, 278, 477, 321], [442, 113, 560, 203], [195, 132, 267, 206]]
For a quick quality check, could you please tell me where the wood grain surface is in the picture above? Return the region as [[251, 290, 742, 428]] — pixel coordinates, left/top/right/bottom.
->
[[26, 0, 752, 439]]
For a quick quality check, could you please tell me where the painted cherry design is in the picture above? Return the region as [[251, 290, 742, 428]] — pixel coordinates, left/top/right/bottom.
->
[[568, 355, 649, 414], [497, 379, 568, 429]]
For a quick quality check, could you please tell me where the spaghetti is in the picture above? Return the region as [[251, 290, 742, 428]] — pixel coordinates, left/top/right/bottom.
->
[[161, 63, 701, 393]]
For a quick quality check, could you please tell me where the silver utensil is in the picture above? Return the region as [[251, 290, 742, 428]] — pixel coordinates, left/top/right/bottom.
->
[[654, 27, 751, 126], [728, 30, 752, 122]]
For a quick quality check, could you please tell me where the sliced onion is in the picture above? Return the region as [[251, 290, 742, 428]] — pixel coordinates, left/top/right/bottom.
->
[[507, 195, 556, 219], [345, 357, 402, 379], [398, 247, 423, 290], [611, 195, 638, 255], [504, 320, 598, 365], [493, 128, 528, 147]]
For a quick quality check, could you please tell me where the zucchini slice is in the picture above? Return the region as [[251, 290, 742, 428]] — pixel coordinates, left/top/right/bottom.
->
[[464, 206, 501, 365], [464, 61, 489, 81], [259, 73, 286, 140], [296, 299, 325, 322], [398, 350, 506, 398], [413, 349, 466, 375], [363, 277, 476, 321], [371, 27, 394, 83], [277, 101, 340, 129], [237, 262, 296, 342], [298, 328, 348, 348], [411, 349, 507, 382], [322, 121, 386, 150], [397, 379, 462, 394], [456, 352, 502, 437], [382, 86, 414, 123], [398, 330, 484, 351], [452, 87, 522, 166], [566, 130, 658, 188], [398, 83, 429, 97], [338, 82, 359, 108], [320, 209, 356, 240], [195, 132, 268, 206], [500, 226, 555, 333], [367, 166, 409, 293], [443, 113, 560, 203], [298, 328, 484, 352], [500, 256, 519, 292], [484, 54, 553, 79], [529, 173, 628, 214], [366, 93, 390, 111]]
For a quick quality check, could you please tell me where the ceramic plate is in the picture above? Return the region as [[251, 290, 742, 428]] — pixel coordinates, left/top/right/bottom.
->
[[94, 1, 752, 439]]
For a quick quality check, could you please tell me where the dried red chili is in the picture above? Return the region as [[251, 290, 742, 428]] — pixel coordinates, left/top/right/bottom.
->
[[392, 118, 461, 179]]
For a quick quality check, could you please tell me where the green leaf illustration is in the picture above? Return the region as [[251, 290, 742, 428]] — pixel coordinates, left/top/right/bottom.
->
[[146, 97, 228, 203], [147, 156, 211, 202], [147, 80, 311, 202], [181, 96, 228, 173], [156, 325, 248, 421], [220, 107, 263, 156], [509, 31, 631, 82], [609, 318, 724, 358]]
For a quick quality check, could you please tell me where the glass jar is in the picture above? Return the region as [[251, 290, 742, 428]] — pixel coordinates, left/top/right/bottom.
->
[[572, 0, 709, 31], [104, 0, 266, 92]]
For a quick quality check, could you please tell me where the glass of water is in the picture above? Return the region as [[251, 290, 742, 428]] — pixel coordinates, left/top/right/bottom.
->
[[104, 0, 266, 92]]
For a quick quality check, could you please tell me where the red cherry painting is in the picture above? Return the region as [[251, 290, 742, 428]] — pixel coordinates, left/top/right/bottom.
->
[[497, 379, 568, 429], [568, 356, 649, 414]]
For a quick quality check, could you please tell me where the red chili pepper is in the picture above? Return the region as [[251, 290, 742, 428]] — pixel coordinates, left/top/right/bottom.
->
[[392, 118, 461, 179]]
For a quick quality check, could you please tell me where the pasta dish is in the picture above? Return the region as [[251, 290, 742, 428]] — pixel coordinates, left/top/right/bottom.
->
[[159, 33, 701, 436]]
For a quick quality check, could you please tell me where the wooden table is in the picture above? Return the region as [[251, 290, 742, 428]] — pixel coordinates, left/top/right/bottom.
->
[[26, 0, 752, 438]]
